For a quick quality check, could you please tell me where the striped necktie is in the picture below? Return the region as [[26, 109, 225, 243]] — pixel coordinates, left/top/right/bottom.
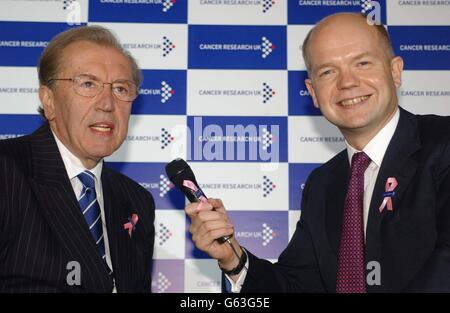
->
[[77, 171, 106, 261]]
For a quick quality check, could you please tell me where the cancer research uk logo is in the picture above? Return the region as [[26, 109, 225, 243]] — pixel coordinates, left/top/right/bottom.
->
[[198, 36, 275, 58], [155, 272, 171, 293], [122, 36, 176, 58], [200, 175, 277, 199], [123, 127, 175, 150], [199, 0, 276, 13], [262, 175, 276, 197], [262, 82, 276, 103], [161, 81, 175, 103], [139, 170, 184, 209], [159, 174, 174, 197], [139, 81, 175, 103], [261, 223, 277, 246], [160, 127, 175, 149], [189, 25, 285, 69], [94, 0, 176, 13], [151, 260, 183, 293], [261, 36, 275, 58], [230, 212, 286, 258], [162, 0, 176, 12], [157, 222, 174, 246], [262, 0, 276, 13], [138, 173, 174, 198], [163, 36, 176, 57], [237, 223, 277, 247], [197, 82, 276, 105], [123, 126, 175, 150]]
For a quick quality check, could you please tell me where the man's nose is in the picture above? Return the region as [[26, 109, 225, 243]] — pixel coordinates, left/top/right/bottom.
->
[[96, 83, 115, 111], [337, 68, 360, 90]]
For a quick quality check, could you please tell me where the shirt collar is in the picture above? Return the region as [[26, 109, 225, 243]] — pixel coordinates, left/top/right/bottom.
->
[[51, 130, 103, 181], [346, 107, 400, 167]]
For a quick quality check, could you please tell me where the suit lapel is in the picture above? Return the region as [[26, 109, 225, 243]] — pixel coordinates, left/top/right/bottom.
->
[[365, 108, 420, 291], [322, 109, 421, 291], [324, 152, 350, 257], [102, 169, 140, 292], [27, 124, 112, 292], [321, 152, 350, 291]]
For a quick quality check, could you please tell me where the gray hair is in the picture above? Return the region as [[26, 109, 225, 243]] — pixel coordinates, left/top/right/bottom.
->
[[37, 25, 142, 118]]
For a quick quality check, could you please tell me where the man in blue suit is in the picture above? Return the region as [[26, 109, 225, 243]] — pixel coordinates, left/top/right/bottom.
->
[[0, 26, 155, 292], [185, 13, 450, 292]]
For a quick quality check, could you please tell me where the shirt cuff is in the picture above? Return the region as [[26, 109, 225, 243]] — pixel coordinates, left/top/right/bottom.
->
[[224, 249, 249, 293]]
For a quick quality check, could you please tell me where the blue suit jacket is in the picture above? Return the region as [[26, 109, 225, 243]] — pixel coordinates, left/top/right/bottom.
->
[[240, 107, 450, 292]]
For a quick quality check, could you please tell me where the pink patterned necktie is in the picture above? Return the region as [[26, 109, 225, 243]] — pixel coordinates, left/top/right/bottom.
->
[[336, 152, 371, 293]]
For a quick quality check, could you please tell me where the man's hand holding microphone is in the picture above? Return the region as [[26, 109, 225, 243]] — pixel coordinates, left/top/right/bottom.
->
[[166, 159, 247, 282]]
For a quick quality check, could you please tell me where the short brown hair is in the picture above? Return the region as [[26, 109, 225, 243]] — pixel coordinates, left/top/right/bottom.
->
[[302, 13, 394, 75], [37, 25, 142, 118]]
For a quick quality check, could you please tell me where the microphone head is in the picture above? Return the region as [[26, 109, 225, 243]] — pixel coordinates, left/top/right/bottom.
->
[[166, 158, 229, 243], [165, 158, 198, 188]]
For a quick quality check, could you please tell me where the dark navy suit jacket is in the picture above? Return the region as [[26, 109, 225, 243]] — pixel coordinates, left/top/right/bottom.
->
[[0, 123, 155, 292], [239, 107, 450, 292]]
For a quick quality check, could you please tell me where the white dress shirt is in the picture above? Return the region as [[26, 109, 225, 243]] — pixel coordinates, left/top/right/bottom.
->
[[52, 131, 116, 292], [346, 108, 399, 238], [226, 108, 400, 293]]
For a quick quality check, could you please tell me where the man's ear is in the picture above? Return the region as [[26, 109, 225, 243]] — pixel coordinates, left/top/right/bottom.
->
[[305, 78, 319, 109], [39, 85, 56, 121], [390, 56, 404, 89]]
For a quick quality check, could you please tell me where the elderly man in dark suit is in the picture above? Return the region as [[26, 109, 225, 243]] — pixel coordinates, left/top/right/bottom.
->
[[184, 12, 450, 292], [0, 26, 155, 292]]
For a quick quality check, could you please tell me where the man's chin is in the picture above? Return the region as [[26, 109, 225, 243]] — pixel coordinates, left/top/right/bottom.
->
[[88, 147, 116, 161]]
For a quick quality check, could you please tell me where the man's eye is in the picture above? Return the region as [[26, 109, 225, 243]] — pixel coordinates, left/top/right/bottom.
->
[[320, 70, 333, 77], [358, 61, 371, 66], [80, 80, 96, 88], [113, 85, 129, 94]]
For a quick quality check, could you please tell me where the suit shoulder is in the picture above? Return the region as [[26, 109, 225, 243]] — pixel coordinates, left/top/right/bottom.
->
[[306, 149, 347, 182], [103, 166, 154, 202], [415, 114, 450, 143], [0, 134, 31, 155], [0, 135, 32, 174]]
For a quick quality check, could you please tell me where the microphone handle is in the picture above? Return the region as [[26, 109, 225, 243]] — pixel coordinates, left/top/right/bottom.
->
[[181, 180, 232, 244]]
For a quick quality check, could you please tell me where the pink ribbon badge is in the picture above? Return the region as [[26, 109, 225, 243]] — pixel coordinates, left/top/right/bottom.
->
[[378, 177, 398, 213], [182, 180, 208, 203], [124, 213, 139, 238]]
